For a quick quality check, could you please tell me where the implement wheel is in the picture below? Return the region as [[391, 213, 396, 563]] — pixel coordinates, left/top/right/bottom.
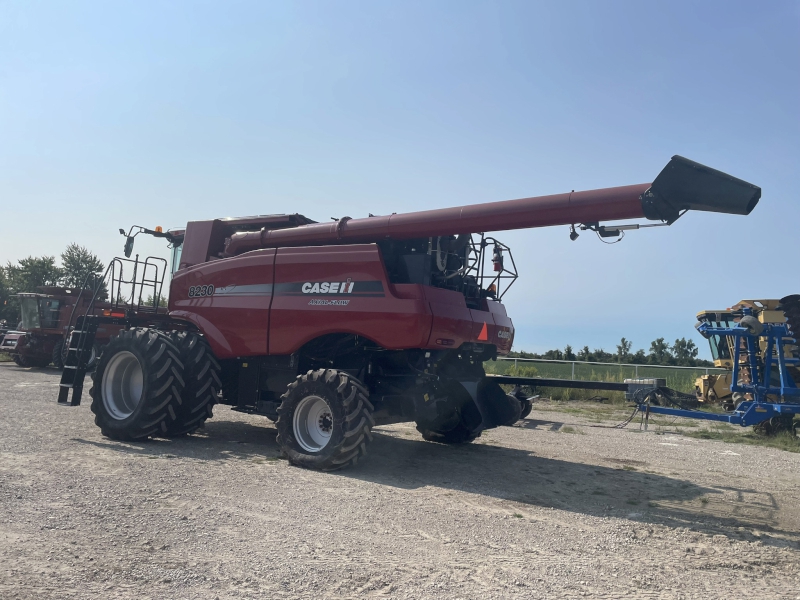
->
[[276, 369, 374, 471], [753, 414, 796, 436], [90, 328, 185, 441], [165, 332, 221, 436], [52, 341, 66, 370]]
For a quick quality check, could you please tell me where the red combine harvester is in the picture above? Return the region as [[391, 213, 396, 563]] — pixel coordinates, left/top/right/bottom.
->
[[1, 287, 122, 368], [58, 156, 760, 470]]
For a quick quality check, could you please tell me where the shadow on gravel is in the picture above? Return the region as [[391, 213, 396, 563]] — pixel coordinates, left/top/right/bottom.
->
[[71, 419, 282, 461], [73, 418, 798, 548], [517, 418, 564, 431], [346, 430, 800, 549]]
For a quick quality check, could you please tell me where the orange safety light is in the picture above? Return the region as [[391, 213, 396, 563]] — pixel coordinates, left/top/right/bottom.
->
[[155, 226, 163, 233]]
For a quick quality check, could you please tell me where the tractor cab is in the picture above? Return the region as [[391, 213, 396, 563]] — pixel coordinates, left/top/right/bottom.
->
[[696, 310, 736, 368]]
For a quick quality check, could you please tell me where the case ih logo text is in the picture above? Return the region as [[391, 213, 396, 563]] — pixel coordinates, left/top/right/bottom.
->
[[302, 279, 355, 295], [497, 329, 511, 339]]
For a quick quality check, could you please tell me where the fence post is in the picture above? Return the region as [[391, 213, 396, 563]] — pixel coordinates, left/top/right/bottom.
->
[[571, 362, 575, 380], [514, 359, 518, 371], [705, 368, 708, 375], [635, 365, 638, 378]]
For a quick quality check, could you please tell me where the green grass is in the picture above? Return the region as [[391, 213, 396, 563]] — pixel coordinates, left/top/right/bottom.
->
[[559, 425, 586, 434], [683, 426, 800, 453], [0, 354, 12, 362], [484, 359, 711, 401]]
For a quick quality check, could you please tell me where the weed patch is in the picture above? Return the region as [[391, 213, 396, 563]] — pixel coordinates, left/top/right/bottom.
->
[[560, 425, 585, 434], [683, 428, 800, 453]]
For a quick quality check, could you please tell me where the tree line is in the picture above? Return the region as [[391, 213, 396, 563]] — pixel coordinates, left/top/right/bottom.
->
[[0, 245, 105, 323], [508, 336, 712, 367]]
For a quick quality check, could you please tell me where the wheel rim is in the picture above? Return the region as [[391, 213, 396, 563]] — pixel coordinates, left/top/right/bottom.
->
[[293, 395, 334, 453], [101, 351, 144, 420]]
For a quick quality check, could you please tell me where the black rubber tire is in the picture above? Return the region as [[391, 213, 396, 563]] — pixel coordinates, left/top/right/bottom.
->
[[519, 398, 533, 420], [753, 414, 796, 436], [416, 384, 483, 444], [165, 331, 221, 436], [90, 328, 185, 441], [52, 341, 66, 370], [86, 343, 100, 371], [276, 369, 374, 471], [501, 394, 523, 426], [739, 315, 763, 336], [14, 354, 49, 368], [417, 422, 482, 444]]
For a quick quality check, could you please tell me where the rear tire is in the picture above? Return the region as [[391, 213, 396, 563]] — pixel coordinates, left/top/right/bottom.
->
[[417, 422, 481, 444], [52, 341, 66, 370], [276, 369, 374, 471], [519, 398, 533, 419], [85, 343, 100, 371], [14, 354, 49, 368], [90, 328, 185, 441], [501, 394, 523, 426], [165, 332, 221, 436]]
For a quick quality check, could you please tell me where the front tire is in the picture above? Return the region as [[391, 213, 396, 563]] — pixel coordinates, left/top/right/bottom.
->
[[165, 332, 221, 436], [90, 328, 185, 441], [276, 369, 374, 471]]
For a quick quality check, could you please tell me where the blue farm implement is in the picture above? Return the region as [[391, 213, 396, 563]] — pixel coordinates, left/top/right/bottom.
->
[[635, 308, 800, 433]]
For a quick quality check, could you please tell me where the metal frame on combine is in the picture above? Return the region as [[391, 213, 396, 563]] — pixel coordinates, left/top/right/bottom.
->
[[58, 248, 172, 405], [55, 156, 765, 470]]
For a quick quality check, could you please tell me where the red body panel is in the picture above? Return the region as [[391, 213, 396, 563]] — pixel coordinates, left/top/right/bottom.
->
[[168, 244, 515, 359], [170, 250, 276, 359]]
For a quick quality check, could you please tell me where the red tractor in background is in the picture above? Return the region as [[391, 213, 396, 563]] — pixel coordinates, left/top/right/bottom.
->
[[58, 156, 760, 470], [1, 287, 122, 368]]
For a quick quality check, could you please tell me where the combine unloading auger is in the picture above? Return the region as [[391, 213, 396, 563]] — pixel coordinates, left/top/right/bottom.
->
[[58, 156, 762, 470], [222, 155, 760, 255]]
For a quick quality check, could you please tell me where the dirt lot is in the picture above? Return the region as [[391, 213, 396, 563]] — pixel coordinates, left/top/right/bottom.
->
[[2, 363, 800, 599]]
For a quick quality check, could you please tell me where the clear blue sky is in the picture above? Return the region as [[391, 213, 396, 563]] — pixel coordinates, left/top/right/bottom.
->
[[1, 1, 798, 358]]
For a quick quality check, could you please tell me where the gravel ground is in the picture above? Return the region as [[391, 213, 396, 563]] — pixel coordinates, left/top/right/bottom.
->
[[1, 362, 800, 599]]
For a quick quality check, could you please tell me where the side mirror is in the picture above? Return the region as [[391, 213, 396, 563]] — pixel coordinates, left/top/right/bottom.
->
[[124, 236, 134, 258]]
